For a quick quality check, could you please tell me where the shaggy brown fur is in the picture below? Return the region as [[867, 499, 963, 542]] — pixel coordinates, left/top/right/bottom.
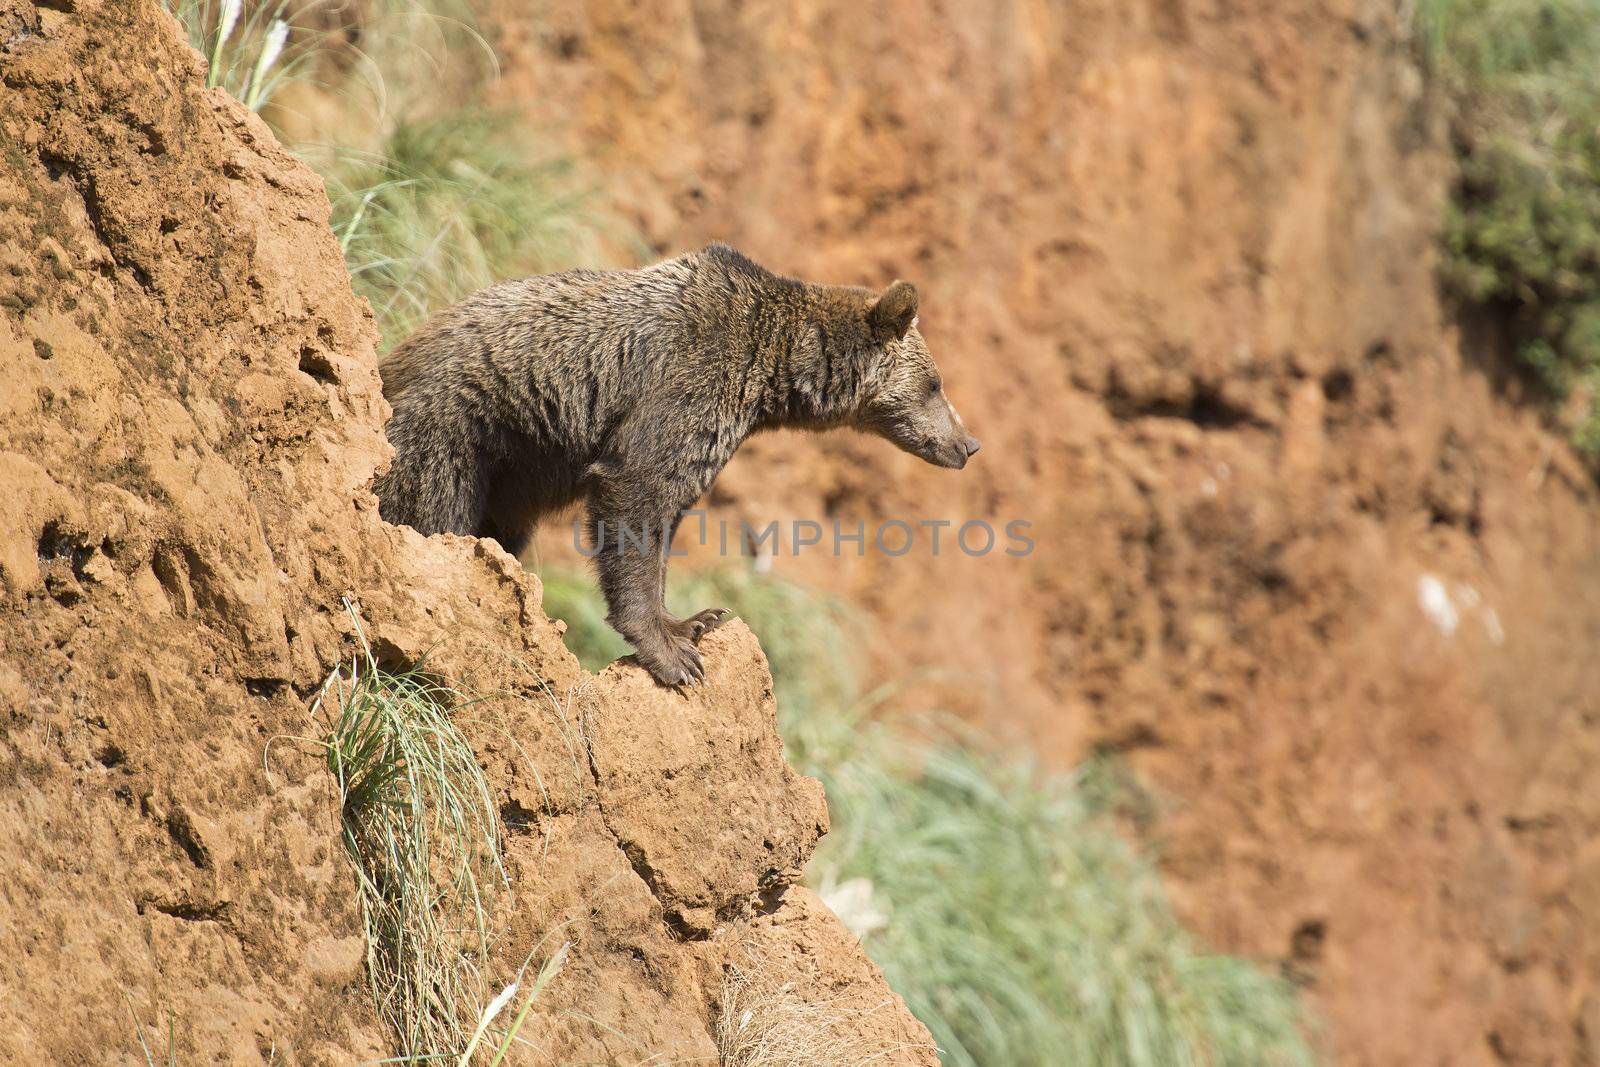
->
[[374, 244, 979, 686]]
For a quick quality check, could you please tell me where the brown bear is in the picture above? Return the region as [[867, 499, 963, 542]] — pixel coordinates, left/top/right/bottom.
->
[[374, 244, 980, 686]]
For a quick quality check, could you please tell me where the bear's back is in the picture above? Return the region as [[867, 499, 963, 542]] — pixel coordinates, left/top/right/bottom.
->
[[379, 256, 698, 403]]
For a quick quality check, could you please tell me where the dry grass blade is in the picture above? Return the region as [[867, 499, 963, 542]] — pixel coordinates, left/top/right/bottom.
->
[[716, 946, 927, 1067], [162, 0, 320, 113]]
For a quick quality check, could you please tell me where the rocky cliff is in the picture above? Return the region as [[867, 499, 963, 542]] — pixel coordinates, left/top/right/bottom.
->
[[0, 2, 935, 1061]]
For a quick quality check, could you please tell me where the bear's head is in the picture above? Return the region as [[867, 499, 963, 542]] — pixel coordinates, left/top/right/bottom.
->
[[856, 281, 981, 470]]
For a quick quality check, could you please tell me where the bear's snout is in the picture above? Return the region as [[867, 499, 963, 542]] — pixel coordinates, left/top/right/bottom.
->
[[935, 435, 977, 470]]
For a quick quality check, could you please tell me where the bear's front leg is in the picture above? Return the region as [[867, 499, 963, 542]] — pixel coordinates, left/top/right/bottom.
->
[[587, 491, 716, 687], [658, 511, 728, 650]]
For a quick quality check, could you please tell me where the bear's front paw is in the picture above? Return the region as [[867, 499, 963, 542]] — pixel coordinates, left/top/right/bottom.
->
[[636, 632, 706, 687]]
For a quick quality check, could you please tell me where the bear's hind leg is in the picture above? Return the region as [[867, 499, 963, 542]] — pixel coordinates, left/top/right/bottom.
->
[[377, 410, 491, 537]]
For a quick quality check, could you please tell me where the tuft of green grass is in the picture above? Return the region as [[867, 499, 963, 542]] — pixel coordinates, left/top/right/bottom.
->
[[542, 564, 1315, 1067], [165, 0, 614, 352], [163, 0, 310, 112], [811, 719, 1313, 1067], [311, 107, 599, 349], [1418, 0, 1600, 451], [315, 604, 507, 1061]]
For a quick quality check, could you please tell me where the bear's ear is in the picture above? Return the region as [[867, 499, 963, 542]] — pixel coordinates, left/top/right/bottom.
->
[[867, 281, 919, 342]]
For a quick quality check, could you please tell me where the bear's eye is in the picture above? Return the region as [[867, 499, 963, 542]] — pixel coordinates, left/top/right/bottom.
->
[[929, 378, 942, 397]]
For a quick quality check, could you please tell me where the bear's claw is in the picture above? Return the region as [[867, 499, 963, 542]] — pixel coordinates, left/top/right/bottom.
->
[[640, 607, 729, 686], [684, 607, 729, 644], [638, 633, 705, 687]]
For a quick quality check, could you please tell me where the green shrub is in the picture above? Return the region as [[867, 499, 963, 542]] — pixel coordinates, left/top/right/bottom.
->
[[1420, 0, 1600, 450], [541, 564, 1315, 1067]]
